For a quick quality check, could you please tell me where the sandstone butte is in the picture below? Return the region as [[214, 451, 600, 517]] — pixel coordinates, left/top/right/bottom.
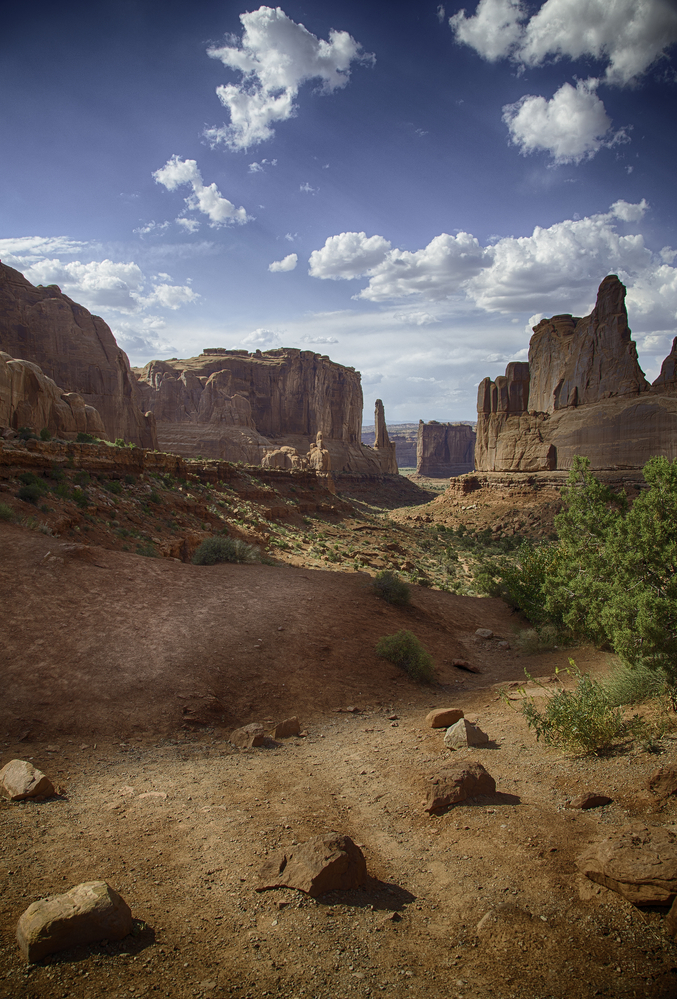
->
[[0, 262, 156, 448], [416, 420, 476, 477], [475, 275, 677, 472]]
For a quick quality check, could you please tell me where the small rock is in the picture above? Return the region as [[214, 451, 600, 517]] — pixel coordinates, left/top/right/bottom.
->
[[137, 791, 167, 801], [426, 707, 464, 729], [444, 718, 489, 749], [567, 793, 613, 810], [497, 640, 510, 650], [230, 723, 265, 749], [388, 714, 399, 721], [0, 760, 55, 801], [451, 659, 481, 673], [256, 834, 367, 897], [425, 762, 496, 814], [271, 716, 301, 739], [577, 824, 677, 905], [475, 628, 493, 639], [16, 881, 133, 962], [648, 768, 677, 799]]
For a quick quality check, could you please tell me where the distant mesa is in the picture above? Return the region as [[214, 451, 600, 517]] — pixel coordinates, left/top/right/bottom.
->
[[475, 275, 677, 472]]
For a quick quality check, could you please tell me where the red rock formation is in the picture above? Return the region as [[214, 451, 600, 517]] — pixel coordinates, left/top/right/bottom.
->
[[475, 276, 677, 471], [0, 263, 156, 448], [1, 350, 106, 439], [416, 421, 476, 477], [373, 399, 398, 473]]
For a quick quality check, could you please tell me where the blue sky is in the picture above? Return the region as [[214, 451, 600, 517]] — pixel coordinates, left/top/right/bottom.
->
[[2, 0, 676, 422]]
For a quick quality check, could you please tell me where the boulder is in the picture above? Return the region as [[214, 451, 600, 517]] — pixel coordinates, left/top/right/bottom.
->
[[425, 707, 464, 729], [271, 716, 301, 739], [230, 723, 265, 749], [256, 834, 367, 897], [648, 768, 677, 799], [425, 762, 495, 813], [577, 824, 677, 904], [16, 881, 133, 962], [444, 718, 490, 749], [475, 629, 493, 639], [0, 760, 54, 801], [567, 792, 613, 810]]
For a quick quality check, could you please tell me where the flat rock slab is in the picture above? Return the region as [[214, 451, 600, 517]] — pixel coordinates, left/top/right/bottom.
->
[[230, 723, 265, 749], [425, 762, 496, 814], [272, 716, 301, 739], [444, 718, 489, 749], [0, 760, 54, 801], [16, 881, 133, 962], [567, 793, 613, 810], [426, 708, 464, 729], [577, 824, 677, 905], [475, 629, 493, 639], [256, 834, 367, 897]]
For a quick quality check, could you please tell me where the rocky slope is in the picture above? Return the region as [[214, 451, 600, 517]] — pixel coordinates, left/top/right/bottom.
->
[[475, 275, 677, 471], [0, 262, 156, 448]]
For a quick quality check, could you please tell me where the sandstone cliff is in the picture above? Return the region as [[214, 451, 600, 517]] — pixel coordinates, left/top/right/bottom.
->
[[475, 276, 677, 471], [416, 421, 476, 477], [134, 349, 396, 473], [0, 351, 106, 439], [0, 263, 156, 448]]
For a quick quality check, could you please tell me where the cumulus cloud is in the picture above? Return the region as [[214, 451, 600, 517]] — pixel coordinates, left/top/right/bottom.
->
[[241, 327, 283, 346], [308, 200, 677, 329], [502, 78, 627, 163], [205, 6, 374, 151], [450, 0, 677, 86], [308, 232, 392, 280], [176, 217, 201, 233], [268, 253, 298, 272], [153, 156, 250, 226]]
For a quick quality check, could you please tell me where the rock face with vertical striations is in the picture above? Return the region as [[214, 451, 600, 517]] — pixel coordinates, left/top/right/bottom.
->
[[134, 350, 398, 473], [416, 421, 475, 477], [475, 276, 677, 471], [0, 263, 156, 448], [372, 398, 398, 473]]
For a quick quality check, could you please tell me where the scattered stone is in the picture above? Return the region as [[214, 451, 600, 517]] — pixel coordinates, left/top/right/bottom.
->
[[451, 659, 481, 673], [426, 707, 464, 729], [648, 768, 677, 800], [443, 718, 489, 749], [256, 834, 367, 897], [497, 640, 510, 650], [0, 760, 55, 801], [388, 714, 399, 721], [335, 706, 360, 714], [271, 717, 301, 739], [475, 628, 493, 639], [137, 791, 167, 801], [577, 824, 677, 905], [425, 762, 496, 814], [16, 881, 133, 962], [383, 911, 402, 923], [230, 723, 265, 749], [567, 793, 613, 810]]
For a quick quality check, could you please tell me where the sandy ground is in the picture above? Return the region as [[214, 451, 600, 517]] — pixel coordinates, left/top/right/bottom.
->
[[2, 525, 677, 998]]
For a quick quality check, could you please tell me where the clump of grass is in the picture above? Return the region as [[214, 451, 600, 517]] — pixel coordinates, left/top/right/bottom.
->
[[372, 570, 411, 606], [604, 660, 677, 709], [516, 661, 626, 755], [0, 502, 15, 521], [192, 536, 260, 565], [376, 630, 435, 683], [514, 623, 566, 655]]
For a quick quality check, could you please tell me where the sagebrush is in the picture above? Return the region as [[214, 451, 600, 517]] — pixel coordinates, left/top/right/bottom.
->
[[192, 536, 260, 565], [375, 630, 434, 683], [372, 570, 411, 606]]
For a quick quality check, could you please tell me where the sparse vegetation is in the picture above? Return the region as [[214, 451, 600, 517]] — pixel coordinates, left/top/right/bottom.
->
[[375, 629, 434, 683], [76, 432, 97, 443], [372, 570, 411, 606], [0, 502, 15, 521], [192, 536, 260, 565]]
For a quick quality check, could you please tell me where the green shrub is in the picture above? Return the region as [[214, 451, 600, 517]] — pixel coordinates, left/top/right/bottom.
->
[[375, 630, 435, 683], [604, 660, 677, 708], [124, 474, 136, 485], [518, 662, 626, 755], [72, 488, 89, 509], [104, 480, 122, 495], [39, 427, 51, 441], [148, 490, 161, 504], [372, 571, 411, 606], [0, 503, 15, 521], [76, 432, 97, 443], [17, 426, 38, 440], [192, 536, 260, 565], [18, 483, 45, 504]]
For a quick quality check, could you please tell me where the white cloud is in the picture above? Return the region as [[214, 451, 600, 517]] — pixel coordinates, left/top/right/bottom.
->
[[308, 231, 392, 280], [141, 283, 200, 310], [268, 253, 298, 272], [176, 217, 201, 233], [153, 156, 250, 226], [0, 236, 88, 260], [133, 220, 171, 236], [284, 232, 298, 242], [502, 78, 627, 163], [450, 0, 677, 86], [299, 334, 339, 344], [248, 158, 277, 173], [308, 200, 677, 330], [205, 6, 374, 151], [241, 327, 283, 346], [299, 182, 317, 193]]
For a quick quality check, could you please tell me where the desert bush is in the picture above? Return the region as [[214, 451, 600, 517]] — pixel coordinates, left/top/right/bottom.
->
[[375, 630, 435, 683], [604, 660, 677, 708], [39, 427, 51, 440], [76, 432, 97, 443], [372, 570, 411, 606], [104, 480, 122, 495], [518, 662, 626, 755], [192, 536, 260, 565], [17, 426, 38, 440], [0, 502, 15, 521], [17, 482, 46, 504], [71, 488, 89, 509], [514, 623, 567, 655]]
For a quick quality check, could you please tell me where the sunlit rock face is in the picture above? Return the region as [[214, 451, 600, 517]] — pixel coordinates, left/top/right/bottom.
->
[[475, 275, 677, 472], [0, 263, 156, 448], [416, 421, 476, 478]]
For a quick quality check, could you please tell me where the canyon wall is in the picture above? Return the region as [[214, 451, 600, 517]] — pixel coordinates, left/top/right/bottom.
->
[[0, 262, 156, 448], [475, 276, 677, 471], [416, 421, 476, 477], [134, 349, 397, 473]]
